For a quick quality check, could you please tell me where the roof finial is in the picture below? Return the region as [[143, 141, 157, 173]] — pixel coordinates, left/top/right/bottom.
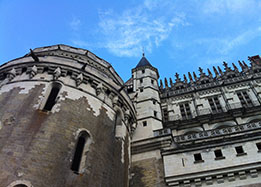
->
[[142, 47, 145, 57]]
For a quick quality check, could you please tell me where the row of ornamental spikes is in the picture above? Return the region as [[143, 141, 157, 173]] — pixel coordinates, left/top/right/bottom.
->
[[159, 56, 260, 89]]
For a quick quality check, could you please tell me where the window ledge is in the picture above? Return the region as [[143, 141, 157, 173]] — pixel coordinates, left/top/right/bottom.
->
[[236, 153, 247, 157], [194, 160, 204, 164], [215, 156, 225, 160]]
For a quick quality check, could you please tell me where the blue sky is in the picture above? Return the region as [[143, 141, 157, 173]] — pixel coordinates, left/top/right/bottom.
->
[[1, 0, 261, 82]]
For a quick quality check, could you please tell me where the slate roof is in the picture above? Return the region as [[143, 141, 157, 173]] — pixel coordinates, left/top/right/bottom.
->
[[135, 56, 152, 68]]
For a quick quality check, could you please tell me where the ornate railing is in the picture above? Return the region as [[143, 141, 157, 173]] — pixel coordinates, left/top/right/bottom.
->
[[173, 121, 261, 143], [153, 128, 171, 136], [227, 100, 260, 110]]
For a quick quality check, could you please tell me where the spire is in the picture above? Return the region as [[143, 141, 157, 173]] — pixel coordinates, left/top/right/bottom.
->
[[164, 78, 168, 88], [232, 63, 239, 73], [193, 72, 197, 80], [242, 61, 249, 69], [160, 79, 163, 89], [135, 54, 152, 68], [217, 66, 223, 75], [169, 78, 173, 86], [188, 72, 193, 82], [213, 66, 219, 77], [198, 67, 206, 77], [238, 60, 244, 70], [183, 74, 188, 83], [207, 68, 213, 78], [175, 73, 181, 82]]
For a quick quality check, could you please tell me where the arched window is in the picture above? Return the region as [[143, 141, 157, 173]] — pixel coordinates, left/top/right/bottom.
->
[[71, 131, 90, 174], [43, 82, 61, 111], [7, 180, 32, 187]]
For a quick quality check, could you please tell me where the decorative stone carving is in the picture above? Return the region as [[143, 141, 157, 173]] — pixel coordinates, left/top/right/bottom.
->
[[29, 65, 37, 79], [7, 68, 16, 81], [124, 109, 131, 125], [75, 73, 83, 87], [53, 67, 61, 80], [112, 95, 119, 107], [96, 83, 105, 96]]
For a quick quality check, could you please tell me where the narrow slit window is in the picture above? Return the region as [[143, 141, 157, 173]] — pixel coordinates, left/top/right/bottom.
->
[[71, 132, 89, 174], [143, 121, 147, 127], [43, 83, 61, 111], [14, 185, 28, 187], [154, 111, 157, 117]]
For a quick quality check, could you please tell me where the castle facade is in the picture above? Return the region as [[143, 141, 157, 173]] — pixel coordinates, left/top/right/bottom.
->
[[0, 44, 261, 187]]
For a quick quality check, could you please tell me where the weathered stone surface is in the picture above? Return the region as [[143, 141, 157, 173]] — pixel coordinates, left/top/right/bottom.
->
[[130, 158, 166, 187], [0, 85, 129, 187]]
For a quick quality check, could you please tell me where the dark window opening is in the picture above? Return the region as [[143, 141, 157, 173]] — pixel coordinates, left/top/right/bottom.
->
[[194, 153, 203, 163], [140, 78, 143, 83], [153, 100, 156, 105], [151, 79, 154, 84], [143, 121, 147, 127], [237, 91, 252, 107], [127, 87, 133, 93], [67, 71, 73, 76], [179, 103, 192, 120], [214, 149, 225, 160], [154, 111, 157, 117], [71, 135, 86, 173], [105, 89, 111, 95], [22, 67, 27, 74], [163, 109, 168, 122], [43, 67, 49, 73], [43, 83, 61, 111], [208, 96, 222, 113], [0, 73, 6, 81], [142, 70, 145, 74], [235, 146, 246, 156], [14, 185, 28, 187], [256, 143, 261, 152], [201, 80, 209, 84], [140, 88, 143, 92]]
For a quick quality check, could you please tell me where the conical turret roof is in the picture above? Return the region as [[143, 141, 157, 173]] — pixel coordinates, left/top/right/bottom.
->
[[135, 55, 152, 68]]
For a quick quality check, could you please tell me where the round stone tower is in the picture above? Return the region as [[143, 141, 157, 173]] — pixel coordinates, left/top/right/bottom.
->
[[0, 45, 136, 187]]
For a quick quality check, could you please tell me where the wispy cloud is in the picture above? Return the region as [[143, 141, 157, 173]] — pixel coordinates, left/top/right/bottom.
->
[[69, 17, 81, 31], [195, 27, 261, 55], [202, 0, 260, 14], [97, 1, 187, 57]]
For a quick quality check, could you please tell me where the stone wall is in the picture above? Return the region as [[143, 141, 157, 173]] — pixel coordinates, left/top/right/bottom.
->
[[0, 82, 129, 187]]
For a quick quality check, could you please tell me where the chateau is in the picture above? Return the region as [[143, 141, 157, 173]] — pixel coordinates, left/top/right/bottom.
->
[[0, 44, 261, 187]]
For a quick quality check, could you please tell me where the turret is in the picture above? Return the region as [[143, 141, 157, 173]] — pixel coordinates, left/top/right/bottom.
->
[[131, 54, 162, 141]]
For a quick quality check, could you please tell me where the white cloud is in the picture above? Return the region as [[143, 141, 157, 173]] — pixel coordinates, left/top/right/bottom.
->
[[195, 27, 261, 55], [98, 1, 187, 57], [69, 17, 81, 31], [202, 0, 259, 14]]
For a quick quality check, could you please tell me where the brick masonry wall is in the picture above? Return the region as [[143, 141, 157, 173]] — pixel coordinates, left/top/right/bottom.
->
[[0, 84, 129, 187]]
